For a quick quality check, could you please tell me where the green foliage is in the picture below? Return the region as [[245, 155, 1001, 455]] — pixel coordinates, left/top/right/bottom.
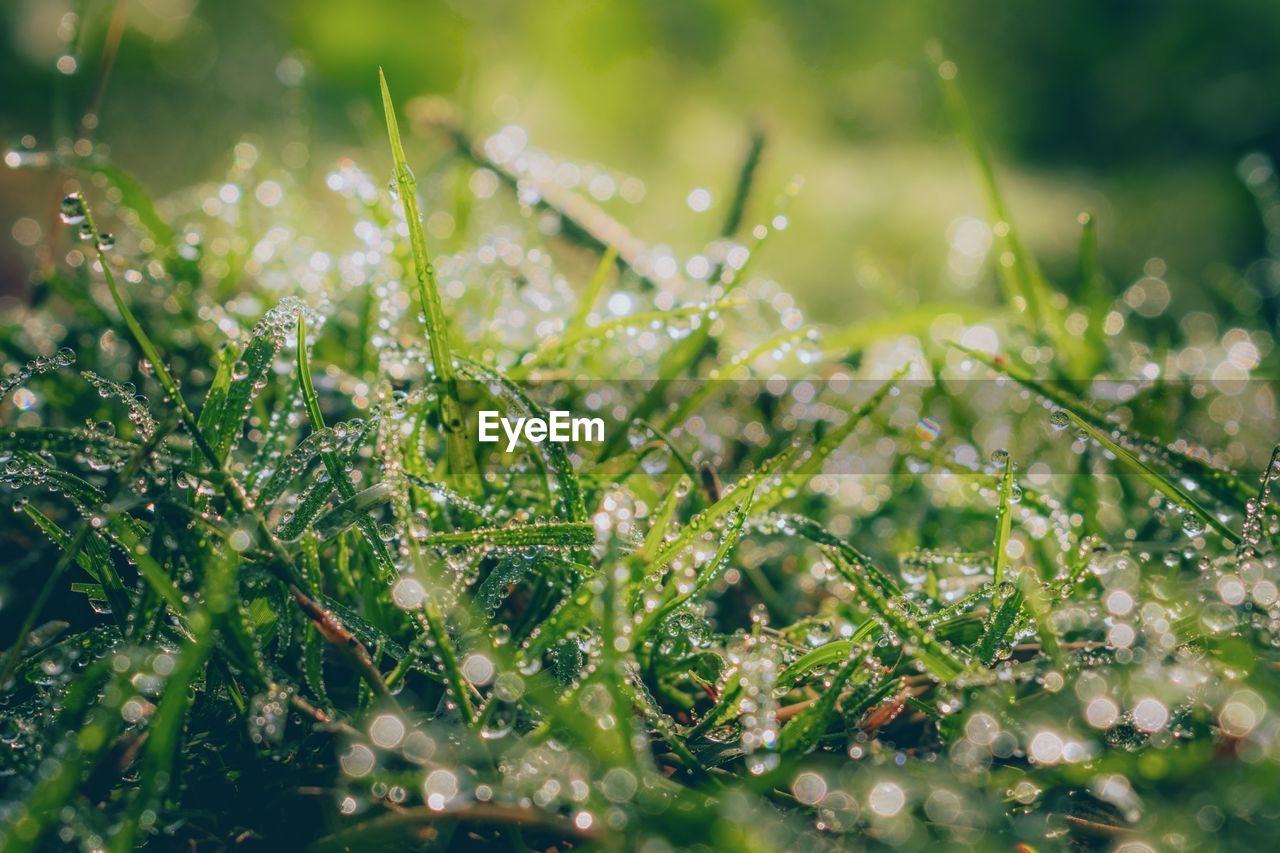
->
[[1, 64, 1278, 853]]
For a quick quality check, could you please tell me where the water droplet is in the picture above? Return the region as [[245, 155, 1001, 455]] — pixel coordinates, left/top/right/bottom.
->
[[59, 193, 86, 225]]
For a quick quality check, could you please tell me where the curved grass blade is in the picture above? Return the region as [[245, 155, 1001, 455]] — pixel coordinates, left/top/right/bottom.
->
[[313, 482, 392, 541], [776, 620, 878, 690], [77, 198, 219, 467], [953, 343, 1254, 506], [1063, 409, 1237, 544], [78, 160, 176, 258], [777, 647, 868, 755]]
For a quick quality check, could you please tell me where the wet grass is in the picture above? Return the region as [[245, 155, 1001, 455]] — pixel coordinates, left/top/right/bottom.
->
[[1, 64, 1279, 853]]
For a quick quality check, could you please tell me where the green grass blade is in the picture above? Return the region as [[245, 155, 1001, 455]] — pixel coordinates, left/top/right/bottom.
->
[[198, 301, 307, 463], [458, 357, 587, 523], [77, 197, 219, 468], [789, 366, 909, 485], [561, 246, 618, 353], [1075, 211, 1111, 378], [638, 489, 754, 641], [953, 343, 1255, 506], [1063, 409, 1237, 544], [379, 69, 481, 495], [414, 521, 594, 550], [1017, 571, 1061, 662], [777, 647, 868, 755], [776, 514, 900, 597], [651, 448, 792, 569], [313, 482, 392, 540], [78, 160, 176, 260], [776, 620, 878, 690], [820, 544, 964, 680], [297, 313, 398, 578], [274, 476, 335, 541], [930, 46, 1057, 340], [975, 584, 1024, 666], [991, 454, 1016, 589]]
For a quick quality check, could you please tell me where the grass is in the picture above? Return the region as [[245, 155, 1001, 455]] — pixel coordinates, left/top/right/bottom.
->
[[0, 61, 1278, 853]]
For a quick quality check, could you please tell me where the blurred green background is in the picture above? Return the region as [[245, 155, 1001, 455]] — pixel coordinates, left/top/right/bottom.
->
[[3, 0, 1279, 323]]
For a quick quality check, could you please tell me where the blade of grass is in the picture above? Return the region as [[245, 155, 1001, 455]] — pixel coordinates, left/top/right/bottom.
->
[[413, 521, 594, 550], [975, 582, 1024, 666], [111, 549, 238, 852], [777, 647, 868, 755], [637, 489, 754, 642], [776, 620, 878, 690], [79, 196, 311, 595], [1075, 211, 1111, 379], [953, 342, 1254, 506], [380, 70, 482, 495], [930, 45, 1058, 344], [458, 357, 586, 523], [597, 129, 769, 459], [562, 246, 617, 350], [1063, 409, 1237, 544], [820, 544, 964, 680], [79, 199, 218, 467], [1017, 571, 1061, 662], [991, 455, 1016, 589], [297, 313, 398, 580]]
